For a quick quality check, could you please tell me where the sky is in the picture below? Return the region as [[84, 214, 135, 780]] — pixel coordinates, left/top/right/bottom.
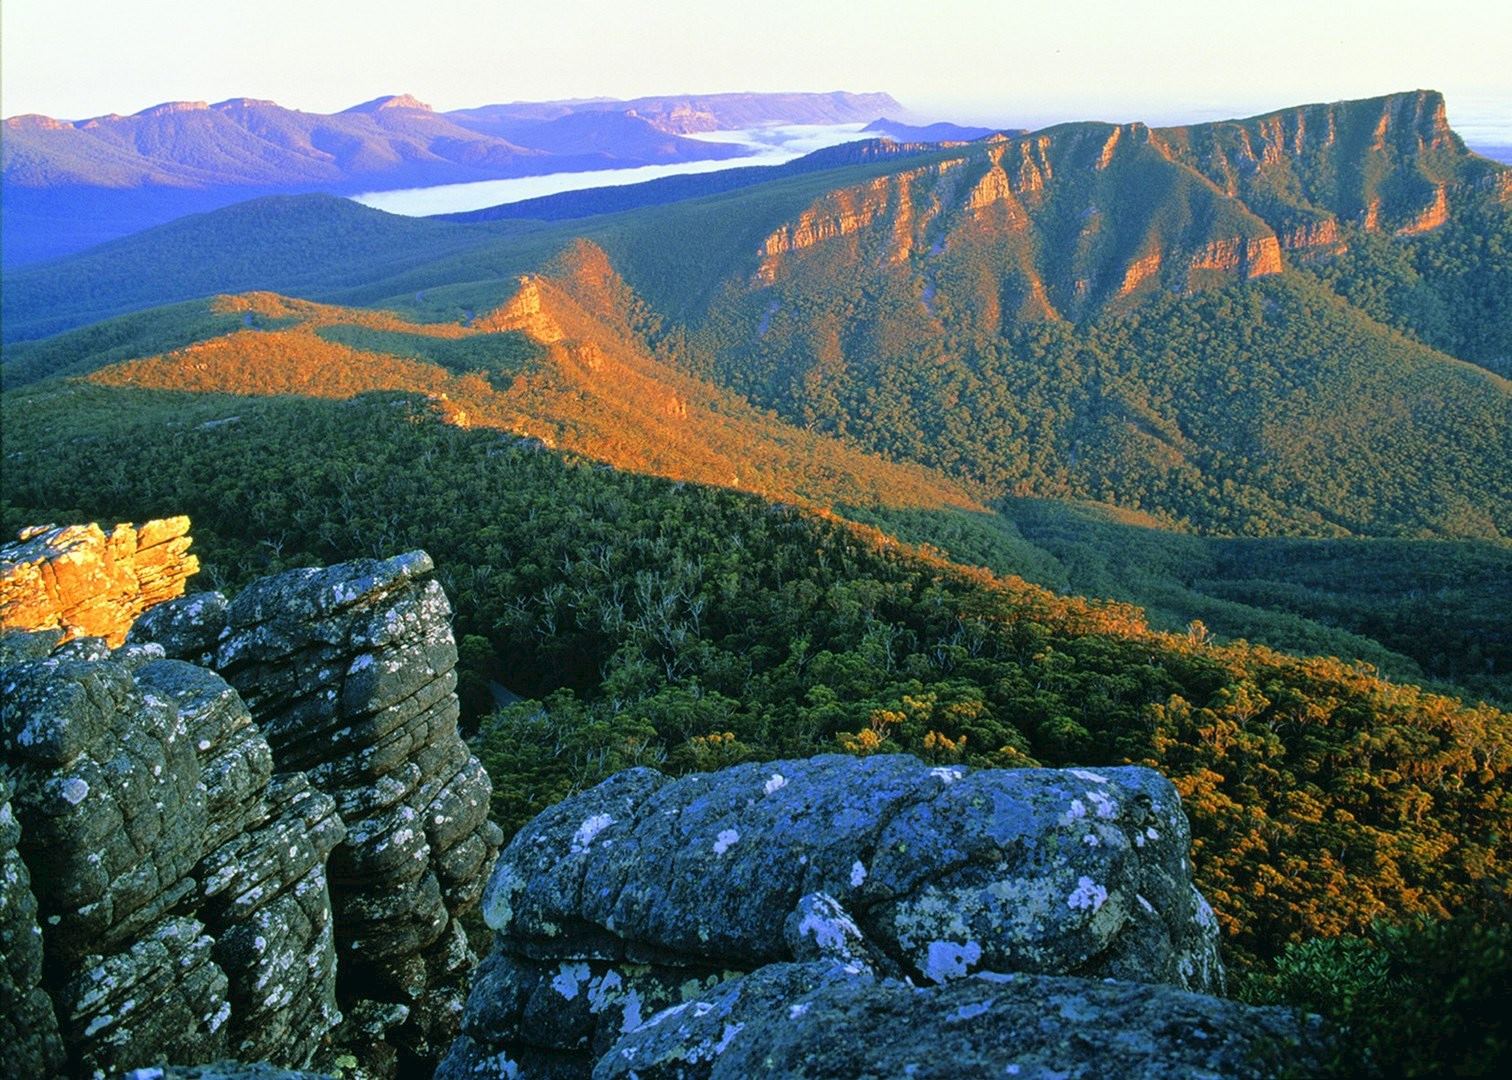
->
[[3, 0, 1509, 139]]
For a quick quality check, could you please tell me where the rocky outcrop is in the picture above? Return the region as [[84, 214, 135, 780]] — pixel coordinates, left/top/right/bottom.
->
[[440, 755, 1290, 1078], [1, 529, 499, 1077], [475, 276, 565, 342], [0, 775, 66, 1076], [0, 518, 198, 646], [594, 962, 1329, 1080], [137, 550, 503, 1068]]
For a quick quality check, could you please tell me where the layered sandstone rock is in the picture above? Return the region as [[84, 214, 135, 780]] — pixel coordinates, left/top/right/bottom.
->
[[594, 962, 1329, 1080], [0, 518, 198, 646], [0, 775, 67, 1076], [440, 755, 1284, 1078], [1, 528, 500, 1077], [138, 551, 503, 1067]]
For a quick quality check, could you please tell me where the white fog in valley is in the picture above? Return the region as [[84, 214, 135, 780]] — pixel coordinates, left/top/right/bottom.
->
[[350, 122, 874, 217]]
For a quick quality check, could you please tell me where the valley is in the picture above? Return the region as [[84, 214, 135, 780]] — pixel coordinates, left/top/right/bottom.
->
[[2, 80, 1510, 1078]]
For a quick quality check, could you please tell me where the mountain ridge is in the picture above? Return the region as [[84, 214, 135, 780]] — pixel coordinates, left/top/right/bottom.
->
[[0, 90, 895, 265]]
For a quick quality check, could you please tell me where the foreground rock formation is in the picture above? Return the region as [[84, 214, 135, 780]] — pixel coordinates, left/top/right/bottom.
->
[[443, 755, 1326, 1078], [0, 518, 199, 646], [0, 527, 499, 1078]]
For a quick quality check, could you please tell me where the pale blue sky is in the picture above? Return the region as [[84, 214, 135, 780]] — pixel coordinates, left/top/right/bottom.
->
[[3, 0, 1509, 137]]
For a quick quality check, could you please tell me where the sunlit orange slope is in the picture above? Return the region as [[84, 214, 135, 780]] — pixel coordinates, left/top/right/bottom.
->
[[88, 245, 984, 516]]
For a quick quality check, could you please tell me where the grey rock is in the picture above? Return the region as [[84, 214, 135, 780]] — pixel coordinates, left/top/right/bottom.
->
[[593, 963, 1331, 1080], [484, 756, 1220, 989], [128, 591, 230, 667], [0, 776, 67, 1076], [4, 544, 501, 1076], [0, 627, 64, 666], [190, 552, 500, 1062], [58, 916, 230, 1079], [197, 774, 346, 1064], [454, 755, 1232, 1077], [1, 654, 208, 964]]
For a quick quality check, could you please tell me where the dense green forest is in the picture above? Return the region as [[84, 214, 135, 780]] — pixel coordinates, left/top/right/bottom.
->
[[695, 272, 1510, 538], [1303, 204, 1512, 377], [4, 386, 1507, 980]]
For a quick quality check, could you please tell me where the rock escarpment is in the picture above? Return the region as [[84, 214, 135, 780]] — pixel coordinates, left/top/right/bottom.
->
[[0, 518, 198, 647], [136, 551, 504, 1067], [443, 755, 1324, 1078], [0, 531, 499, 1077]]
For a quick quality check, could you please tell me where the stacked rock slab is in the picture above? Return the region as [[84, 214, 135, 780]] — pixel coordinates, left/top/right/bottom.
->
[[138, 551, 504, 1067], [0, 774, 67, 1076], [134, 660, 347, 1063], [441, 755, 1322, 1079], [1, 527, 500, 1076], [593, 962, 1331, 1079], [0, 647, 232, 1075], [0, 518, 199, 646]]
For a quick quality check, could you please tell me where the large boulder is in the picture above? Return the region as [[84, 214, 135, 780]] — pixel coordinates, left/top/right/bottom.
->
[[592, 961, 1330, 1080], [445, 754, 1234, 1077]]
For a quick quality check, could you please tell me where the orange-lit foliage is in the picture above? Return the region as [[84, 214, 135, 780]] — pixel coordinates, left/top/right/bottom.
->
[[93, 273, 985, 516]]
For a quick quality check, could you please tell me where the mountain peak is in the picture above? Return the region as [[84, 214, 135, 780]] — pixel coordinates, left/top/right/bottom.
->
[[212, 97, 279, 111], [133, 101, 210, 118], [343, 93, 433, 114]]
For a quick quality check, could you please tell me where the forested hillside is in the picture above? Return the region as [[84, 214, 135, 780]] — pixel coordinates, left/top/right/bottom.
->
[[2, 386, 1507, 976], [3, 89, 1510, 1011]]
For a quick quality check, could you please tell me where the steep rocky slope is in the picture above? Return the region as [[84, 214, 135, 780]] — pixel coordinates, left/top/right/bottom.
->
[[0, 527, 500, 1076]]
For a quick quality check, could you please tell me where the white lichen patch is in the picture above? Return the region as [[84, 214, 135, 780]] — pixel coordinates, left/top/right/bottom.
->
[[713, 829, 740, 855], [1137, 894, 1156, 914], [712, 1021, 744, 1054], [1082, 833, 1099, 846], [850, 860, 868, 887], [587, 969, 623, 1013], [797, 905, 862, 952], [788, 1002, 811, 1019], [570, 814, 614, 855], [930, 766, 964, 784], [1085, 790, 1117, 819], [1066, 876, 1108, 912], [763, 772, 788, 796], [1070, 768, 1109, 783], [925, 939, 982, 983], [60, 777, 90, 806], [551, 961, 591, 1000], [1063, 798, 1087, 823], [620, 987, 644, 1032]]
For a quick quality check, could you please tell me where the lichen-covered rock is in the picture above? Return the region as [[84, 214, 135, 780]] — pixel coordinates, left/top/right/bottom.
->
[[56, 916, 230, 1078], [592, 963, 1330, 1080], [488, 756, 1219, 984], [180, 551, 502, 1065], [0, 518, 198, 646], [0, 775, 67, 1076], [451, 755, 1225, 1076], [121, 1063, 335, 1080], [0, 644, 340, 1075], [129, 590, 230, 668], [1, 654, 209, 967], [2, 530, 501, 1078], [193, 771, 346, 1064]]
